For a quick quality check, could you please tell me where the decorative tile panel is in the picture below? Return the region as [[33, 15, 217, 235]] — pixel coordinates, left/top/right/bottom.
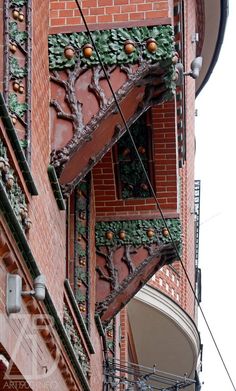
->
[[63, 303, 90, 380], [4, 0, 32, 160], [74, 178, 91, 329], [0, 139, 30, 232]]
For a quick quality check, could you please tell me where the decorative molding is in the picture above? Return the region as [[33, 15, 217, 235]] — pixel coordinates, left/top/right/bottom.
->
[[51, 75, 172, 196], [74, 178, 91, 328], [46, 293, 91, 391], [95, 314, 105, 338], [96, 218, 181, 250], [50, 61, 174, 160], [96, 219, 181, 325], [96, 242, 178, 324], [95, 218, 181, 324], [9, 55, 27, 79], [64, 279, 95, 354], [0, 93, 38, 195], [49, 17, 172, 36], [48, 165, 66, 210], [96, 314, 116, 360], [105, 318, 116, 359], [48, 25, 175, 70], [9, 0, 27, 6], [63, 303, 91, 380], [4, 0, 32, 162], [8, 93, 27, 119], [9, 19, 28, 45], [0, 139, 30, 232]]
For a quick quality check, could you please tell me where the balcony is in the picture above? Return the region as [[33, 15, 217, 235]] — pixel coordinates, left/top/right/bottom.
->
[[104, 358, 196, 390], [127, 285, 200, 389]]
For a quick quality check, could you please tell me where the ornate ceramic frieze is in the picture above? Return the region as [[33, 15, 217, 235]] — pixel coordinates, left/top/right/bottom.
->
[[0, 140, 30, 232], [105, 318, 116, 362], [49, 25, 176, 195], [95, 218, 181, 324], [63, 303, 90, 380], [49, 26, 175, 70], [74, 179, 91, 329], [4, 0, 32, 161], [0, 93, 38, 195], [8, 93, 27, 121], [96, 218, 181, 249]]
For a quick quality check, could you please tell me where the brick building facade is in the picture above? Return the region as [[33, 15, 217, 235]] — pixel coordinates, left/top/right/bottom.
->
[[0, 0, 227, 390]]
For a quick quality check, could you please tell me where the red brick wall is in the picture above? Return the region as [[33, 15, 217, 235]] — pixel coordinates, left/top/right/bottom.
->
[[0, 0, 67, 316], [29, 0, 66, 313], [49, 0, 171, 32], [120, 308, 128, 363], [178, 0, 196, 319], [152, 101, 178, 210], [148, 263, 181, 305], [93, 103, 178, 220], [0, 226, 69, 391]]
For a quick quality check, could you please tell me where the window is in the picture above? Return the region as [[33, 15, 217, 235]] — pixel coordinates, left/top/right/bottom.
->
[[113, 111, 154, 199]]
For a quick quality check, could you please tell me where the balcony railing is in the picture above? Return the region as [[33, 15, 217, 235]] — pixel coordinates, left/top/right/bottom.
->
[[104, 359, 196, 390]]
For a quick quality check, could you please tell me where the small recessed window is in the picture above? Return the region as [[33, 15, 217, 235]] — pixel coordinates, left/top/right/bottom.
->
[[113, 111, 154, 199]]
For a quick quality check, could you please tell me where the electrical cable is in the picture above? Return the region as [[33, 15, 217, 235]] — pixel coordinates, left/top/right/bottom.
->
[[74, 2, 236, 389]]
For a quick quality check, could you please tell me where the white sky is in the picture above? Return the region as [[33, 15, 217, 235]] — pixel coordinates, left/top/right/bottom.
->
[[195, 1, 236, 390]]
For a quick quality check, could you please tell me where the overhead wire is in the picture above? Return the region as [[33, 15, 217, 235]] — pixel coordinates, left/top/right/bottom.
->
[[74, 1, 236, 389]]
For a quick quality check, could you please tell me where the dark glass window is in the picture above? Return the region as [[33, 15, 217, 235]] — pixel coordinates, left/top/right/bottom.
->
[[114, 111, 154, 199]]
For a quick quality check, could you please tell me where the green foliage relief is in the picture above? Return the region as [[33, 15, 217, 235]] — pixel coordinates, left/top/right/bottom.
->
[[9, 22, 28, 45], [9, 93, 27, 118], [96, 218, 182, 253], [48, 25, 174, 69]]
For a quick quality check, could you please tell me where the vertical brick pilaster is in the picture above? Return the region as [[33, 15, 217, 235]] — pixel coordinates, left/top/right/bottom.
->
[[120, 308, 128, 363], [179, 0, 197, 319]]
